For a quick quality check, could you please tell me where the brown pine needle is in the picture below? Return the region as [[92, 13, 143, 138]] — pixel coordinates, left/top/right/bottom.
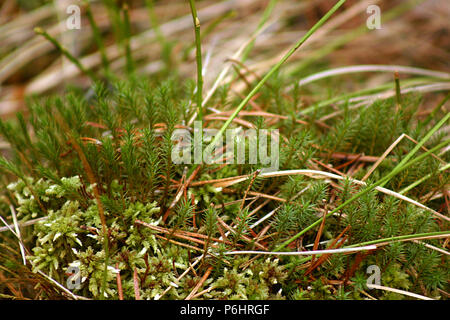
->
[[310, 207, 328, 267], [154, 234, 203, 252], [216, 216, 267, 250], [133, 268, 141, 300], [362, 133, 446, 181], [116, 263, 124, 301], [135, 219, 237, 246], [185, 266, 213, 300]]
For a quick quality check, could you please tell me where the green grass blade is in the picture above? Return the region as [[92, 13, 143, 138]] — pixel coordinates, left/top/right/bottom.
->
[[206, 0, 347, 154], [188, 0, 204, 121]]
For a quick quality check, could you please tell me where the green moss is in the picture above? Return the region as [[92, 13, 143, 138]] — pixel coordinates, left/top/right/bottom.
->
[[0, 3, 448, 298]]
